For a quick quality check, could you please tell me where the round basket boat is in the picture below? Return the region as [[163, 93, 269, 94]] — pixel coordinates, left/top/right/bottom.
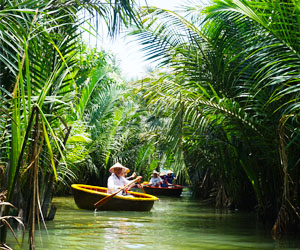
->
[[71, 184, 158, 211], [142, 185, 183, 197]]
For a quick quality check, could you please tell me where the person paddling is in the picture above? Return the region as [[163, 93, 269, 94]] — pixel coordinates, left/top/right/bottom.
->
[[107, 162, 142, 196]]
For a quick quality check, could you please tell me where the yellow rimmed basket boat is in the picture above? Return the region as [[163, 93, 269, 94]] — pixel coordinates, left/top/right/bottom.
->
[[71, 184, 158, 211]]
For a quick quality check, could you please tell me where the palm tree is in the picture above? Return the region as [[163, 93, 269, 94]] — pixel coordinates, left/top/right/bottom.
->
[[205, 0, 300, 236], [84, 70, 167, 186], [0, 0, 140, 247], [131, 0, 300, 235]]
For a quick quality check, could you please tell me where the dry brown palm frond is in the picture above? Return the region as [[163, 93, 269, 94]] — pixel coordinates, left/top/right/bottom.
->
[[272, 116, 300, 238], [0, 191, 7, 203], [0, 202, 25, 249], [272, 200, 300, 239], [215, 182, 230, 209], [0, 242, 13, 250]]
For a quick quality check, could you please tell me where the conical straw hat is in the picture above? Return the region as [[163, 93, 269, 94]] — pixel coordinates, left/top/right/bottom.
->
[[109, 162, 127, 173]]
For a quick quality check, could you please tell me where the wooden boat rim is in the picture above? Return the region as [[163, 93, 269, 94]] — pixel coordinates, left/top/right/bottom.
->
[[71, 184, 158, 201], [143, 185, 184, 190]]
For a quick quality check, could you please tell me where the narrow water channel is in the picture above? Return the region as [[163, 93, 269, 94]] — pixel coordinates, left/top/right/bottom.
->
[[8, 189, 300, 249]]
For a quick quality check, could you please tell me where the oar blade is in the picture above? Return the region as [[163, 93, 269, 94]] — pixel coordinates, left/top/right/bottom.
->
[[94, 193, 115, 208]]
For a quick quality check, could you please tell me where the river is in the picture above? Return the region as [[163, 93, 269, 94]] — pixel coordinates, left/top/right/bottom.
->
[[7, 189, 300, 249]]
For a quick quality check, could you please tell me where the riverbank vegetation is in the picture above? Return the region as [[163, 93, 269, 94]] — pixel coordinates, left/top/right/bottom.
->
[[131, 0, 300, 237], [1, 0, 300, 249], [0, 0, 140, 248]]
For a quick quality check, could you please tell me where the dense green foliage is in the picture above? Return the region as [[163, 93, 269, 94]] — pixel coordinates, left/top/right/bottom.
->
[[0, 0, 140, 248], [1, 0, 300, 248], [131, 0, 300, 236]]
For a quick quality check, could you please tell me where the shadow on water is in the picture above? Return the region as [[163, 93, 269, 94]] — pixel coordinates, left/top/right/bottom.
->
[[7, 188, 300, 250]]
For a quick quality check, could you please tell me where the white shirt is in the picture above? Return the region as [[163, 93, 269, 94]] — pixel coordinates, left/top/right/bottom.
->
[[107, 173, 130, 194], [149, 176, 163, 187]]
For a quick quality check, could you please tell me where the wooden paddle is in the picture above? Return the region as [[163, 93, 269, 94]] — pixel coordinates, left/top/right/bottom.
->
[[138, 180, 146, 193], [94, 177, 141, 209]]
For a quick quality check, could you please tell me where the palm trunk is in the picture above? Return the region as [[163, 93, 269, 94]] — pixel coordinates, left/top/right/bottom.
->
[[41, 172, 54, 219], [29, 113, 40, 250], [40, 125, 72, 221], [272, 117, 300, 238]]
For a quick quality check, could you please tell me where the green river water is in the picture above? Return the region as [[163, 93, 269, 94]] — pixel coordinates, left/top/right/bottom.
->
[[7, 189, 300, 250]]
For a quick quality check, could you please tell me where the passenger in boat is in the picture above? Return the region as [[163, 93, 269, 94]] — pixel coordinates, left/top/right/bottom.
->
[[148, 170, 163, 187], [165, 170, 176, 185], [160, 173, 168, 188], [107, 162, 142, 196]]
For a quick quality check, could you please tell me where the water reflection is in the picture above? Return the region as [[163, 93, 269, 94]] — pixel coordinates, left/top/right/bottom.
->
[[7, 190, 300, 250], [100, 217, 145, 249]]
